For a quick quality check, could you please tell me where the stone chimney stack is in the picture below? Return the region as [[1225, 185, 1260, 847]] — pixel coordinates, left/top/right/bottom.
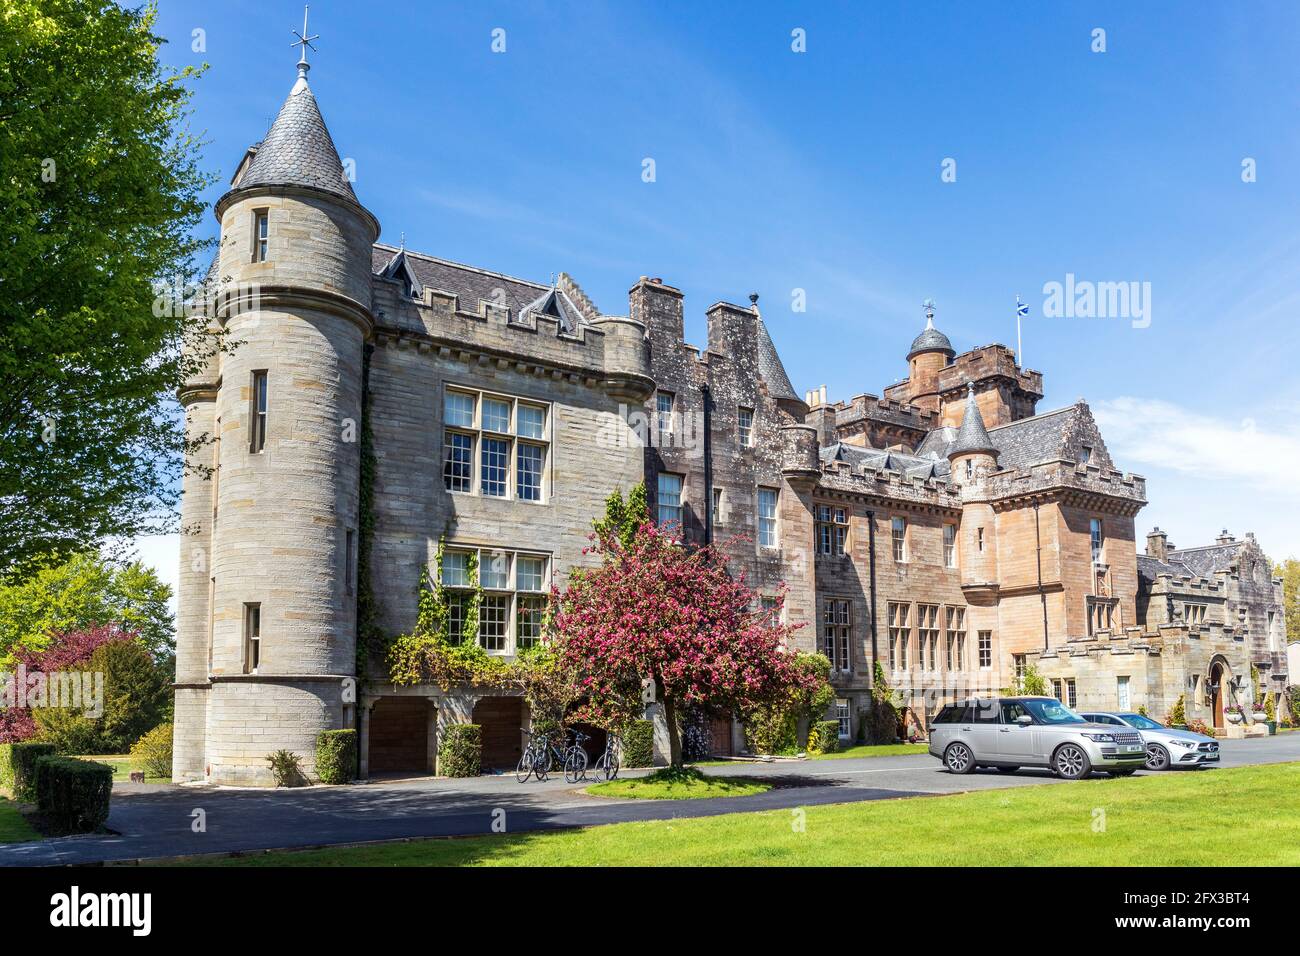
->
[[1146, 527, 1169, 562], [1216, 529, 1235, 545]]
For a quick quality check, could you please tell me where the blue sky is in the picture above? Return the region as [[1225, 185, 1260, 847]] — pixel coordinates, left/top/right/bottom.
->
[[133, 0, 1300, 594]]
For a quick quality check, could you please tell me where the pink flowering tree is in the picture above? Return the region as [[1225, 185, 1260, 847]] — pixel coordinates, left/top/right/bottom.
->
[[554, 522, 816, 767], [0, 624, 136, 742]]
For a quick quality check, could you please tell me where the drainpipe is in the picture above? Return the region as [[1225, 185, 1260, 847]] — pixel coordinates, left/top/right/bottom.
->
[[1034, 499, 1049, 651], [867, 509, 879, 666], [700, 383, 713, 546]]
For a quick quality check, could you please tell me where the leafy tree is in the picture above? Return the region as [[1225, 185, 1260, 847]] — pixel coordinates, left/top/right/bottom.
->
[[1276, 558, 1300, 645], [554, 523, 817, 767], [591, 482, 649, 551], [1002, 663, 1049, 697], [0, 0, 217, 573], [0, 623, 136, 743], [0, 551, 174, 666], [741, 650, 833, 753], [33, 636, 170, 753]]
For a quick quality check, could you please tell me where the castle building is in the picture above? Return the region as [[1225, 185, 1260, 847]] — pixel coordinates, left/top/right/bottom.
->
[[173, 55, 1287, 784]]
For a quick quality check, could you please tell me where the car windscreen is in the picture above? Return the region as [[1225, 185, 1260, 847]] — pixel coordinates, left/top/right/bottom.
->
[[1022, 698, 1086, 724], [1119, 713, 1163, 730]]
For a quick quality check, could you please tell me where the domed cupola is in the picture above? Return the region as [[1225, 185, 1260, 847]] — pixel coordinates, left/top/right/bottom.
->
[[907, 299, 956, 361]]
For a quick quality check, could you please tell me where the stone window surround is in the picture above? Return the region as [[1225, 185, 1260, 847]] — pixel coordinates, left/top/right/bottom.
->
[[889, 602, 973, 677], [441, 383, 551, 504], [737, 406, 755, 448], [439, 545, 551, 656], [891, 515, 908, 563], [815, 502, 849, 557], [756, 486, 779, 550], [822, 597, 851, 673]]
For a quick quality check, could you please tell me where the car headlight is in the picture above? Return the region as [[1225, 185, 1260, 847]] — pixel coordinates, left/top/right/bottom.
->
[[1171, 739, 1196, 748], [1082, 733, 1114, 743]]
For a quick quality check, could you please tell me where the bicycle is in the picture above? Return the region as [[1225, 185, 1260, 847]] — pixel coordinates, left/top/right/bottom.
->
[[594, 733, 621, 781], [515, 728, 550, 783]]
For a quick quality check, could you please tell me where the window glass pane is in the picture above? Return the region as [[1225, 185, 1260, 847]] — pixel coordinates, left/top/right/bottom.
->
[[517, 404, 545, 440], [758, 488, 778, 548], [443, 432, 473, 491], [517, 596, 547, 648], [442, 551, 470, 587], [738, 407, 754, 446], [481, 437, 509, 496], [658, 473, 682, 525], [479, 595, 508, 651], [517, 556, 546, 591], [444, 391, 475, 428], [446, 592, 467, 643], [517, 442, 544, 501], [480, 551, 510, 589], [483, 398, 511, 433]]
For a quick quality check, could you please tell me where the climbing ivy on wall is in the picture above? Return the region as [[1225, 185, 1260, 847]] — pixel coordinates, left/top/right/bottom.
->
[[354, 346, 381, 677]]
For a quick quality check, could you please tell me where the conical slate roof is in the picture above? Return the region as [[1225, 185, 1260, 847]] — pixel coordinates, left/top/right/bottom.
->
[[236, 75, 357, 204], [947, 384, 998, 458], [756, 316, 800, 402]]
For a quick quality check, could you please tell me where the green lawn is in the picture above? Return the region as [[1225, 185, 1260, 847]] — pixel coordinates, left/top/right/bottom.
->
[[85, 755, 168, 784], [811, 743, 929, 760], [179, 761, 1300, 867], [0, 797, 39, 843], [586, 767, 770, 800]]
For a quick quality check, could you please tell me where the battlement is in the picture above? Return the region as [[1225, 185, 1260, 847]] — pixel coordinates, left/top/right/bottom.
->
[[817, 456, 963, 508], [982, 457, 1147, 513]]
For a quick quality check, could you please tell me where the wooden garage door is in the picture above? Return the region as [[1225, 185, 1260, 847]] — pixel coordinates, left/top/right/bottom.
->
[[473, 697, 523, 770], [369, 697, 430, 773]]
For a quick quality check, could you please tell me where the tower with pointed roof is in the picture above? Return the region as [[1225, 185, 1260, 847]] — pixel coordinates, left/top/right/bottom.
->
[[947, 383, 1000, 601], [173, 39, 379, 784]]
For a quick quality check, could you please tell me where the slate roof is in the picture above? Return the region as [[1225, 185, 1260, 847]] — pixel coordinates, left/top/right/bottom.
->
[[820, 441, 951, 479], [1136, 553, 1196, 586], [947, 387, 998, 457], [236, 76, 357, 204], [756, 317, 800, 402], [1169, 543, 1243, 579], [907, 322, 955, 360], [986, 405, 1078, 470], [371, 244, 587, 332]]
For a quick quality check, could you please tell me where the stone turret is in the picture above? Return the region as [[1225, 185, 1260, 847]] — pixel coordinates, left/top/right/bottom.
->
[[904, 300, 955, 414], [173, 51, 379, 785], [948, 384, 1000, 599]]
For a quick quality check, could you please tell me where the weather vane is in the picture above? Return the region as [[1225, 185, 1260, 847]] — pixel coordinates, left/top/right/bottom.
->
[[291, 5, 319, 76], [922, 298, 936, 326]]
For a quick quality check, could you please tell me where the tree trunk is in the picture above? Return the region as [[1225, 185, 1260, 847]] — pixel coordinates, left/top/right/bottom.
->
[[662, 690, 683, 767]]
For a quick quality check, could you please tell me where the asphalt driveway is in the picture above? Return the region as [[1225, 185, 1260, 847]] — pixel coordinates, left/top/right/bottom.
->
[[2, 732, 1296, 867]]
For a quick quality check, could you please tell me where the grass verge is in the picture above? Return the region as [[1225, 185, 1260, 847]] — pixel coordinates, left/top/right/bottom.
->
[[175, 761, 1300, 867], [586, 766, 770, 800], [811, 743, 929, 760], [0, 797, 39, 843]]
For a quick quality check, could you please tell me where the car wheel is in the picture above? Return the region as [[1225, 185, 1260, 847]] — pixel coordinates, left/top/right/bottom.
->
[[1052, 743, 1091, 780], [995, 766, 1019, 773], [943, 742, 975, 775], [1145, 744, 1170, 771]]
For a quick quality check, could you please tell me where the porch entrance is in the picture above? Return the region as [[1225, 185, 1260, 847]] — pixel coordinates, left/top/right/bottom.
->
[[1210, 661, 1225, 730]]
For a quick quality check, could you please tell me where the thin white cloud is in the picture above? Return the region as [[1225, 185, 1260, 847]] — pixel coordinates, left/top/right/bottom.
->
[[1093, 397, 1300, 495]]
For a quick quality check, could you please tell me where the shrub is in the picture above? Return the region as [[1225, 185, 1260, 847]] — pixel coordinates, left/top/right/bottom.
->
[[808, 720, 841, 755], [33, 756, 112, 833], [0, 742, 55, 802], [1166, 694, 1187, 727], [266, 749, 306, 787], [862, 699, 899, 745], [438, 723, 481, 777], [1187, 718, 1211, 737], [315, 729, 357, 784], [742, 707, 798, 755], [129, 723, 173, 778], [621, 719, 654, 768]]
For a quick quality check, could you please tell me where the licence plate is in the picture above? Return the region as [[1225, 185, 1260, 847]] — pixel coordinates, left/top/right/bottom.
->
[[1123, 745, 1142, 752], [1202, 754, 1219, 761]]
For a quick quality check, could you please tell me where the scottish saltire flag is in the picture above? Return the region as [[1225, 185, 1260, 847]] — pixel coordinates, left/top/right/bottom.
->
[[1016, 297, 1030, 317]]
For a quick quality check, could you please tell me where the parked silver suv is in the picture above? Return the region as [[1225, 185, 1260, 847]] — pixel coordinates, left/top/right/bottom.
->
[[929, 697, 1147, 779]]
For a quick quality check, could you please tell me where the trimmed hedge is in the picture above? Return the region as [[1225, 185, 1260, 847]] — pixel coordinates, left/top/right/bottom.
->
[[438, 723, 481, 777], [622, 719, 654, 768], [316, 729, 357, 784], [0, 742, 56, 802], [808, 720, 841, 755], [34, 756, 113, 833]]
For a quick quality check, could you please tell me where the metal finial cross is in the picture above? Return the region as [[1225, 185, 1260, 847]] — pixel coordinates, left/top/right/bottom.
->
[[291, 5, 319, 72], [922, 297, 936, 327]]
